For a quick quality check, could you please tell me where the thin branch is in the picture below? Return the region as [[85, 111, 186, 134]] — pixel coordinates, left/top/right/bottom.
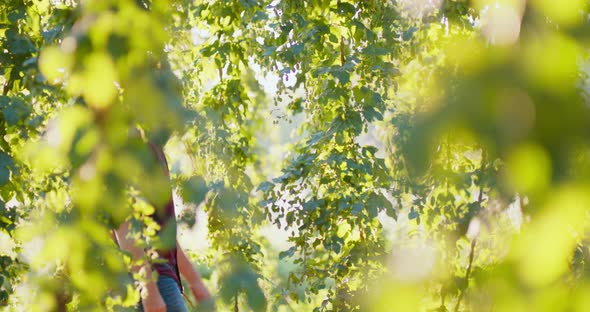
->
[[2, 68, 11, 96], [454, 239, 477, 312], [454, 149, 485, 311], [340, 36, 346, 66]]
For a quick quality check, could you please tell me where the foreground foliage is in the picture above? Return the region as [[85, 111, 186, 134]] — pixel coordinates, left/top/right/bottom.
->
[[1, 0, 590, 311]]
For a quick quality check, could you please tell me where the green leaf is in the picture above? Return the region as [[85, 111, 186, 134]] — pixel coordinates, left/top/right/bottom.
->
[[336, 2, 356, 15], [328, 33, 339, 43], [262, 46, 277, 56], [154, 221, 177, 250], [363, 105, 383, 122], [0, 153, 14, 169], [352, 203, 363, 215], [303, 199, 325, 212], [244, 275, 267, 311], [332, 70, 350, 85], [402, 26, 418, 41], [2, 97, 31, 126], [332, 240, 342, 254], [286, 210, 294, 225], [307, 132, 326, 147], [0, 290, 7, 307], [7, 8, 25, 23], [6, 29, 36, 55], [181, 176, 209, 205], [361, 146, 378, 157], [291, 43, 304, 55], [252, 10, 268, 22], [279, 246, 296, 259], [2, 108, 18, 126], [26, 116, 43, 128], [0, 167, 9, 186], [257, 181, 274, 192], [363, 44, 389, 56]]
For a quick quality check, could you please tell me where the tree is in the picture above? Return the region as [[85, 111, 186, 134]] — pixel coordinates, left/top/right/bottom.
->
[[1, 0, 590, 311]]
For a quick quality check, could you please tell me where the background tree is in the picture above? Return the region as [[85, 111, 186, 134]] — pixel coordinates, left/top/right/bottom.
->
[[1, 0, 590, 311]]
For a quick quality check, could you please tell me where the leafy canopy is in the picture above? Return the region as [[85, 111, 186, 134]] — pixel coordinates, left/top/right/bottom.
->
[[1, 0, 590, 311]]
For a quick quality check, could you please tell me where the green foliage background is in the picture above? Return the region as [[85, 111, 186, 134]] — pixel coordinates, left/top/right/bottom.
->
[[1, 0, 590, 311]]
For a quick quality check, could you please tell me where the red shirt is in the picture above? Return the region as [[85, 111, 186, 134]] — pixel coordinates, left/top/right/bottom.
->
[[148, 143, 182, 291]]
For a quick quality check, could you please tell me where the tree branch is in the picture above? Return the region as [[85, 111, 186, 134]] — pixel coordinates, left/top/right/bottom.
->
[[454, 239, 477, 312]]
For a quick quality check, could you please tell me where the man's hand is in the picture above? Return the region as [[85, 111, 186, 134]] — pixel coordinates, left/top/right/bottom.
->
[[142, 282, 167, 312], [177, 243, 214, 310], [195, 297, 216, 312], [189, 280, 211, 302], [115, 222, 166, 311], [177, 243, 213, 303]]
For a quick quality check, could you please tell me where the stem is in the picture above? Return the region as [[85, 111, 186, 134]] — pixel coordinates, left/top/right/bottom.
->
[[2, 67, 11, 96], [479, 148, 487, 204], [454, 148, 485, 311], [454, 239, 477, 312], [0, 73, 11, 153], [183, 140, 199, 173], [340, 36, 346, 66], [234, 294, 239, 312]]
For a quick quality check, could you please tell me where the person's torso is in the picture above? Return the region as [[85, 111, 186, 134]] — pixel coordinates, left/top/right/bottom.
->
[[147, 142, 182, 291]]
